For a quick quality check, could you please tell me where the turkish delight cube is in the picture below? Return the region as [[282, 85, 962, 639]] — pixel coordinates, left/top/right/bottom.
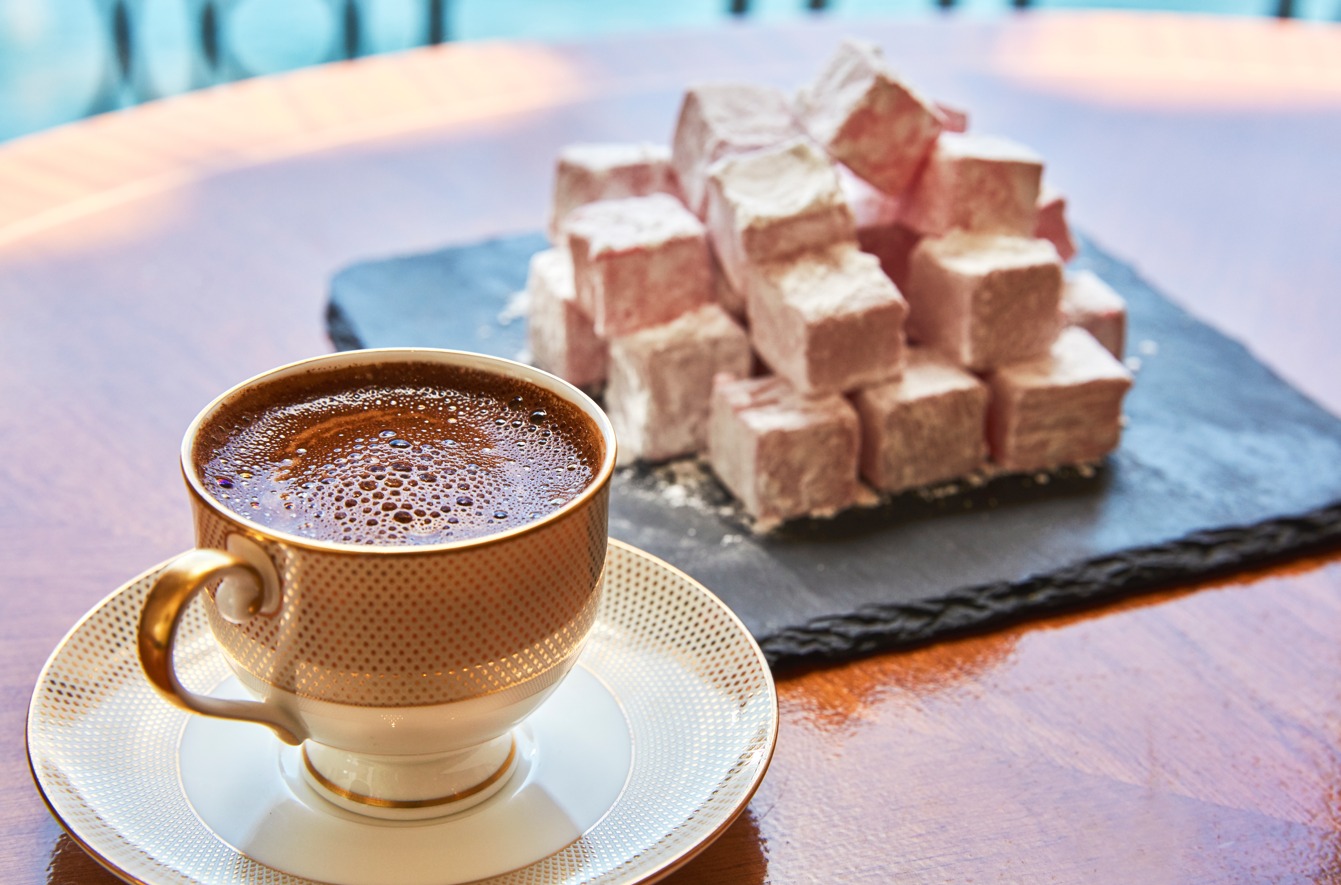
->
[[1061, 269, 1127, 359], [986, 327, 1134, 472], [705, 138, 857, 294], [900, 133, 1044, 237], [1034, 186, 1077, 263], [708, 374, 860, 525], [605, 304, 751, 464], [904, 232, 1063, 372], [748, 244, 907, 395], [525, 248, 608, 391], [795, 39, 943, 197], [670, 83, 806, 217], [548, 142, 679, 242], [565, 193, 713, 337], [851, 347, 989, 493]]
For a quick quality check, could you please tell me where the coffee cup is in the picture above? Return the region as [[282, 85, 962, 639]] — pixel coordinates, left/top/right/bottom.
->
[[137, 348, 616, 819]]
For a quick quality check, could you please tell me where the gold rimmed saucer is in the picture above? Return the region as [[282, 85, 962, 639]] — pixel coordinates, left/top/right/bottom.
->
[[27, 539, 778, 885]]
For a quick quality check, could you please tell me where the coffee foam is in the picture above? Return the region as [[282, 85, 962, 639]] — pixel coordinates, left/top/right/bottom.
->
[[194, 362, 602, 545]]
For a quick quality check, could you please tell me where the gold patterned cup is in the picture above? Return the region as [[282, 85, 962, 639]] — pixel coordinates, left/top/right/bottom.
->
[[137, 349, 616, 819]]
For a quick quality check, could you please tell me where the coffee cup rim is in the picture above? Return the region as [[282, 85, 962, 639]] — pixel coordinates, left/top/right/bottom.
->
[[179, 347, 617, 555]]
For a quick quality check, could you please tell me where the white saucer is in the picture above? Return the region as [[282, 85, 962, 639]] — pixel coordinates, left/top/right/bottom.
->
[[28, 539, 778, 885]]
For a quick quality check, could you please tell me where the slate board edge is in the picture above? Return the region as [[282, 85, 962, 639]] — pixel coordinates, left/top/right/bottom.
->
[[760, 502, 1341, 669]]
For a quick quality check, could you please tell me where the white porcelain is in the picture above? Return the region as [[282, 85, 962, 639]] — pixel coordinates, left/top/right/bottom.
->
[[180, 666, 632, 881], [227, 666, 575, 818], [29, 540, 778, 885]]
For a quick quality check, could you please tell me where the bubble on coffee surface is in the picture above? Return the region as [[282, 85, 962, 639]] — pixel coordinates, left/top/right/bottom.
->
[[195, 363, 600, 545]]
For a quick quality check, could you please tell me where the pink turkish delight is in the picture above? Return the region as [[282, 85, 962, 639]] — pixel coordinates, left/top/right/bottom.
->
[[1034, 186, 1077, 263], [704, 138, 857, 294], [548, 142, 679, 242], [986, 327, 1133, 472], [604, 304, 751, 464], [1061, 269, 1127, 359], [525, 248, 607, 391], [565, 193, 713, 337], [851, 347, 989, 493], [904, 232, 1063, 372], [900, 133, 1044, 237], [748, 244, 907, 395], [670, 83, 806, 217], [708, 374, 860, 526], [795, 39, 943, 197]]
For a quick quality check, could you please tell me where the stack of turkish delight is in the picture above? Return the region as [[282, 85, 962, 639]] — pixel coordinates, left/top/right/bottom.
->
[[528, 39, 1133, 529]]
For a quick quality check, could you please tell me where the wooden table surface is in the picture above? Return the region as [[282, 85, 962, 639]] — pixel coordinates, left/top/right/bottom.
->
[[5, 11, 1341, 883]]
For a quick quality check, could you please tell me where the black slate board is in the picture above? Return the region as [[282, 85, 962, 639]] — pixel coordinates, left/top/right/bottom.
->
[[328, 233, 1341, 668]]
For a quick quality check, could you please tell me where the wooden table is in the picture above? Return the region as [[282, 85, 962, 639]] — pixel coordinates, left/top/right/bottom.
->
[[5, 11, 1341, 883]]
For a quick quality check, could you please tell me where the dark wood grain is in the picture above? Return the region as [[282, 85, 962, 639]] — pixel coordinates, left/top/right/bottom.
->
[[4, 12, 1341, 884]]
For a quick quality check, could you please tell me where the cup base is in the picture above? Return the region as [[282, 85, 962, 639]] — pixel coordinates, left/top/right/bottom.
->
[[178, 663, 633, 884], [301, 734, 519, 820]]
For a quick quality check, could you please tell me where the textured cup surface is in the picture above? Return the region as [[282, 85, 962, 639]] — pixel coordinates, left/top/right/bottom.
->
[[182, 349, 615, 715]]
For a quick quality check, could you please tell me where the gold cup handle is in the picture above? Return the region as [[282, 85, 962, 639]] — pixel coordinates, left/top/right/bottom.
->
[[138, 548, 306, 746]]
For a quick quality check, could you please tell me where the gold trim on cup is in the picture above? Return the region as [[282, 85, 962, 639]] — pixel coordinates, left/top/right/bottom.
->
[[301, 738, 518, 809]]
